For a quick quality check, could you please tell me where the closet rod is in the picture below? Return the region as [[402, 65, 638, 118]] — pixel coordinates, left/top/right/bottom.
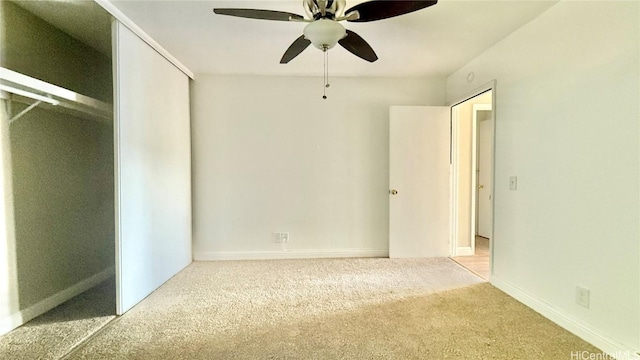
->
[[0, 84, 59, 105], [0, 67, 112, 122]]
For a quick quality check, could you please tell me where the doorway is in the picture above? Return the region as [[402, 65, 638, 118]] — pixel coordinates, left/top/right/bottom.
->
[[450, 89, 494, 280], [474, 104, 493, 240]]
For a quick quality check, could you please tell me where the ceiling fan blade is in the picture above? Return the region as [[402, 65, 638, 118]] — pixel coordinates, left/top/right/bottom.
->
[[213, 8, 305, 22], [345, 0, 437, 22], [338, 30, 378, 62], [280, 35, 312, 64]]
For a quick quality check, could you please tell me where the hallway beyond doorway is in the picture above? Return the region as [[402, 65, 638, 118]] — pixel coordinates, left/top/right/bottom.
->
[[452, 236, 490, 280]]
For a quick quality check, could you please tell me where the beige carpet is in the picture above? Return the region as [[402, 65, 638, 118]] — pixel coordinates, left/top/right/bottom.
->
[[67, 258, 599, 359], [0, 278, 115, 360]]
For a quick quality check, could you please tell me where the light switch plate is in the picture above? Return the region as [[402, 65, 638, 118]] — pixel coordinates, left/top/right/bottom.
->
[[509, 176, 517, 190], [576, 286, 590, 309]]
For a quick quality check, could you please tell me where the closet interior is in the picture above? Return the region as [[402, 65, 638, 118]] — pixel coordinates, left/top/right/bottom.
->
[[0, 0, 116, 341]]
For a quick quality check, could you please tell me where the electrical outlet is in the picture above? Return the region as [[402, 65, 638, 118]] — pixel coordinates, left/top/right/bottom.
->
[[272, 232, 289, 243], [575, 286, 590, 309]]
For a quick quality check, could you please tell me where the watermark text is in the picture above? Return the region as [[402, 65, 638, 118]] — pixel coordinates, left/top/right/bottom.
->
[[570, 350, 637, 360]]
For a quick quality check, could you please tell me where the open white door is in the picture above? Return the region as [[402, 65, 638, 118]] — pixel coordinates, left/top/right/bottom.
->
[[113, 22, 192, 314], [389, 106, 450, 258]]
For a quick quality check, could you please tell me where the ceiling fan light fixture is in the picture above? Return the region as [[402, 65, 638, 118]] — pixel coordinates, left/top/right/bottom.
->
[[303, 19, 346, 50]]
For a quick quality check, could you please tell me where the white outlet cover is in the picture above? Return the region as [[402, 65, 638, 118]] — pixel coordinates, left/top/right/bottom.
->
[[272, 232, 290, 243]]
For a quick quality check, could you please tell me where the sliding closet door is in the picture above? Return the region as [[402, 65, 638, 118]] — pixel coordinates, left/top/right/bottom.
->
[[112, 22, 192, 314]]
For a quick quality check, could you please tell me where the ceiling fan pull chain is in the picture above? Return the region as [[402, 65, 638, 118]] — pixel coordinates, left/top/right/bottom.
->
[[326, 47, 330, 89], [322, 45, 329, 99]]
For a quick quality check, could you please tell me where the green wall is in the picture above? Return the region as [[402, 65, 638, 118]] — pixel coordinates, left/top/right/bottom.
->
[[0, 1, 114, 311], [0, 1, 112, 102]]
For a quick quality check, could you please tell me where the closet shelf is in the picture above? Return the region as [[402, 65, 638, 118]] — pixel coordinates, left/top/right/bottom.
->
[[0, 67, 112, 123]]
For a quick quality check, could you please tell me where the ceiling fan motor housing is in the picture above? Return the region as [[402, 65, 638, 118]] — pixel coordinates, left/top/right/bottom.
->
[[304, 0, 347, 20], [304, 19, 347, 50]]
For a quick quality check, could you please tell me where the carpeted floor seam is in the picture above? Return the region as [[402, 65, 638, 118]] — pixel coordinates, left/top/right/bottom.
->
[[60, 315, 121, 360], [449, 257, 487, 280]]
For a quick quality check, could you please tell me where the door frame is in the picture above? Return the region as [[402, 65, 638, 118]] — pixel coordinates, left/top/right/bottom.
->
[[448, 80, 496, 277]]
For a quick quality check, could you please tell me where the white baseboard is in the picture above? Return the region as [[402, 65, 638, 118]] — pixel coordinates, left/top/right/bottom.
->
[[0, 266, 115, 336], [194, 249, 389, 261], [491, 276, 640, 360], [455, 247, 474, 256]]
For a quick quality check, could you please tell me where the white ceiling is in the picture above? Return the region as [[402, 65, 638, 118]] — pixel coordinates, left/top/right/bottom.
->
[[13, 0, 558, 78]]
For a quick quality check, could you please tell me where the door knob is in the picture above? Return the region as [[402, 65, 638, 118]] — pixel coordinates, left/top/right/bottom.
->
[[478, 185, 484, 189], [390, 189, 398, 195]]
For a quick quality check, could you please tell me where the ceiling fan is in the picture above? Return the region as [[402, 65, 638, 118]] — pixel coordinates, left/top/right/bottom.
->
[[213, 0, 438, 64]]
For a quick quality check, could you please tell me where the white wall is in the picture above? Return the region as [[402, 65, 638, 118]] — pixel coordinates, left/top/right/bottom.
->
[[447, 0, 639, 354], [192, 75, 445, 259]]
